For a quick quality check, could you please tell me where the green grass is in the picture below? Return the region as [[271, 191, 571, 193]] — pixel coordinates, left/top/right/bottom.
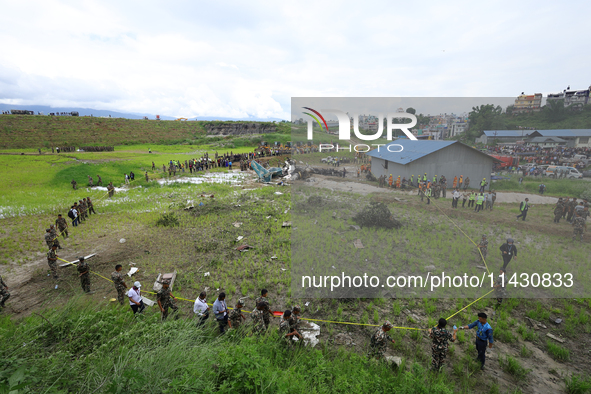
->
[[499, 355, 530, 379], [564, 373, 591, 394], [0, 299, 458, 394], [491, 174, 589, 198], [0, 115, 289, 149], [546, 340, 570, 361]]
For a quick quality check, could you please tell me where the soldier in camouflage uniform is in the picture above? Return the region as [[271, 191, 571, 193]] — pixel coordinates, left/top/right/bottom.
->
[[87, 197, 96, 215], [47, 245, 59, 279], [289, 305, 301, 332], [572, 212, 587, 242], [493, 269, 507, 305], [107, 182, 115, 198], [145, 172, 149, 182], [44, 229, 54, 249], [554, 198, 564, 223], [111, 264, 128, 305], [71, 179, 77, 190], [477, 235, 488, 261], [157, 280, 178, 320], [229, 300, 246, 329], [88, 175, 93, 187], [77, 256, 91, 293], [440, 176, 447, 198], [49, 225, 61, 249], [55, 214, 68, 238], [255, 289, 273, 329], [251, 302, 267, 335], [562, 197, 569, 219], [97, 174, 103, 186], [82, 199, 89, 219], [0, 275, 10, 310], [279, 310, 302, 343], [368, 321, 395, 359], [429, 318, 457, 371], [567, 198, 577, 223]]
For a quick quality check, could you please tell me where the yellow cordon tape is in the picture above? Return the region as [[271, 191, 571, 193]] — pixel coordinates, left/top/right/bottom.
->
[[418, 188, 490, 274], [52, 179, 494, 330], [58, 257, 487, 330], [446, 289, 495, 321]]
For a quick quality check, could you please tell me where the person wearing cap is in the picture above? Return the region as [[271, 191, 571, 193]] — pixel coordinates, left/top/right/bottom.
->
[[429, 318, 457, 372], [388, 174, 393, 188], [111, 265, 128, 305], [128, 281, 145, 314], [458, 175, 463, 189], [500, 238, 517, 271], [516, 198, 530, 221], [425, 186, 431, 205], [229, 300, 246, 329], [213, 292, 229, 334], [157, 280, 178, 321], [479, 178, 487, 193], [368, 321, 395, 360], [461, 313, 494, 370], [477, 235, 488, 260], [422, 172, 427, 183], [193, 291, 209, 327], [77, 256, 91, 293]]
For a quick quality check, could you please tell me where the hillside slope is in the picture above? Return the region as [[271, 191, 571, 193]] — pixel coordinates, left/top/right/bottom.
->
[[0, 116, 286, 148]]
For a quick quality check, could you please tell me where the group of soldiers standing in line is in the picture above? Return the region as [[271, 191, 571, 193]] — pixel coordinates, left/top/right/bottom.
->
[[553, 197, 589, 241]]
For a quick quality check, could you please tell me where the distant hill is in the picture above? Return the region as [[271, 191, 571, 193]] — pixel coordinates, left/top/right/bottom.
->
[[0, 103, 285, 122], [0, 115, 288, 149]]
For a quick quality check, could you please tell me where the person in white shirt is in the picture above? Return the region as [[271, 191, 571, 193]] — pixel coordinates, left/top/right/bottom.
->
[[128, 281, 145, 314], [452, 189, 461, 209], [193, 291, 210, 327]]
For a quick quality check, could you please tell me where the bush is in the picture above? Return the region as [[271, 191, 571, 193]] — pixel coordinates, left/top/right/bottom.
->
[[156, 212, 179, 227], [353, 201, 402, 229]]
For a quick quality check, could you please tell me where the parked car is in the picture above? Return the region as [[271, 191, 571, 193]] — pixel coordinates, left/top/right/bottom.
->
[[545, 165, 583, 179]]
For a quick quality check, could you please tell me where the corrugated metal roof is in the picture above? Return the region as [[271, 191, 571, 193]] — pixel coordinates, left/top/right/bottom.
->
[[366, 140, 496, 165], [483, 129, 591, 137], [526, 137, 567, 143]]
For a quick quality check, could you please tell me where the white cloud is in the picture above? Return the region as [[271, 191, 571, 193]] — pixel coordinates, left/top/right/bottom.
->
[[0, 0, 589, 119]]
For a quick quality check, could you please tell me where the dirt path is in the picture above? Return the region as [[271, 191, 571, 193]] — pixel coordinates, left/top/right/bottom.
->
[[300, 175, 560, 204]]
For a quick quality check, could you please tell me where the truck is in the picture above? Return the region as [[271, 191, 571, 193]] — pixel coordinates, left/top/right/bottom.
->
[[490, 155, 519, 170]]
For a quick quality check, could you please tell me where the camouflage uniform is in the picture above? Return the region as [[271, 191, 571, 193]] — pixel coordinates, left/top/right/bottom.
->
[[111, 271, 126, 305], [87, 199, 96, 215], [47, 249, 58, 279], [554, 201, 564, 223], [279, 319, 292, 343], [494, 274, 507, 304], [368, 328, 392, 359], [71, 179, 77, 190], [289, 306, 301, 332], [0, 275, 10, 308], [572, 216, 586, 241], [44, 232, 54, 249], [77, 260, 91, 293], [97, 175, 102, 186], [255, 296, 271, 328], [229, 307, 244, 329], [477, 237, 488, 260], [157, 286, 178, 320], [429, 326, 454, 371], [56, 217, 68, 238], [49, 226, 61, 249], [250, 309, 266, 334]]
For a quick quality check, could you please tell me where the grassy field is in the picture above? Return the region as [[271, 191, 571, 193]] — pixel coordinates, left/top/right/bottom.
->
[[1, 127, 591, 393], [0, 115, 289, 149]]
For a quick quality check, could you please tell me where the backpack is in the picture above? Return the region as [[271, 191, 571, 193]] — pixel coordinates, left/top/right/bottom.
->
[[67, 210, 75, 219]]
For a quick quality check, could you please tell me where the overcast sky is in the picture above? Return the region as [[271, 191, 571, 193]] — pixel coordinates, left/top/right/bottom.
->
[[1, 0, 589, 119]]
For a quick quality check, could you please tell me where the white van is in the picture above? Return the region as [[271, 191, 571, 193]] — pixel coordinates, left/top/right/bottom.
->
[[546, 166, 583, 179]]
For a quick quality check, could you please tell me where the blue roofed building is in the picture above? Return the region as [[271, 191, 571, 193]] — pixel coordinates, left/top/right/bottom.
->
[[367, 140, 498, 186]]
